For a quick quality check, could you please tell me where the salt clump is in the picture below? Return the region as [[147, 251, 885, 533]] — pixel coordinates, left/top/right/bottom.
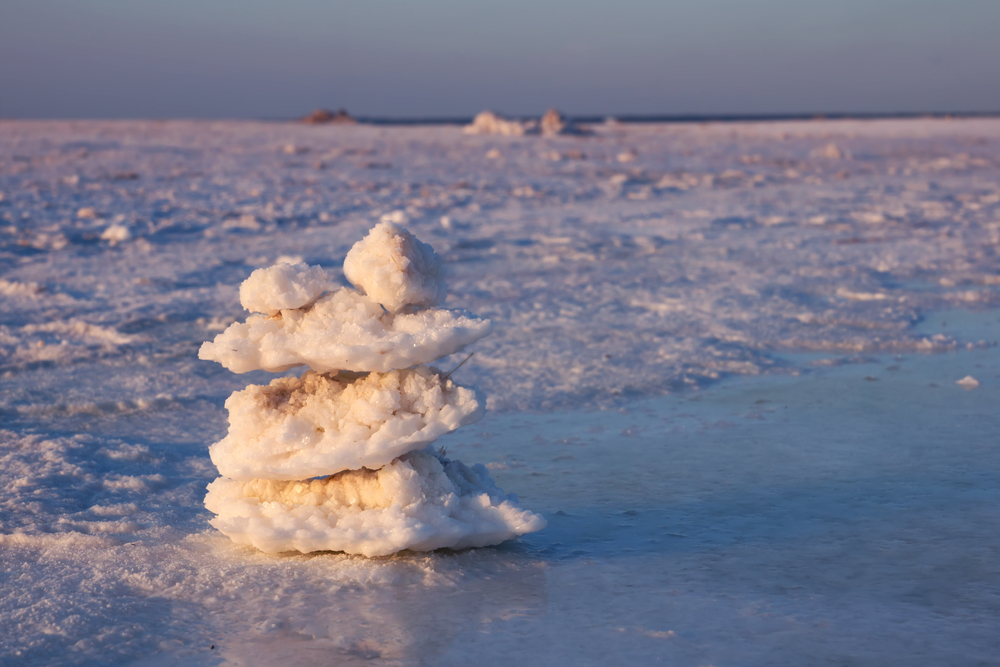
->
[[201, 223, 544, 555], [211, 367, 484, 480], [100, 224, 131, 245], [464, 111, 537, 137], [539, 108, 587, 137], [205, 448, 545, 557], [956, 375, 980, 390], [239, 262, 332, 315], [540, 108, 567, 136], [343, 221, 446, 313], [199, 287, 491, 373]]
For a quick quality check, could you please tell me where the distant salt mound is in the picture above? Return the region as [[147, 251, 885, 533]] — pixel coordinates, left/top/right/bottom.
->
[[205, 448, 547, 557], [198, 286, 491, 373], [464, 111, 537, 137], [239, 263, 332, 316], [540, 108, 567, 136], [539, 108, 587, 136], [464, 109, 586, 137], [344, 221, 446, 313], [301, 108, 357, 125], [211, 367, 484, 480]]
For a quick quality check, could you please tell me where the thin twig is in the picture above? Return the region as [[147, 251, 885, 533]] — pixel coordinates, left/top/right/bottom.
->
[[442, 352, 474, 380]]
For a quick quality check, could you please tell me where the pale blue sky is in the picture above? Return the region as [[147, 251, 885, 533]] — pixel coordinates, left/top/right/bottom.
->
[[2, 0, 998, 118]]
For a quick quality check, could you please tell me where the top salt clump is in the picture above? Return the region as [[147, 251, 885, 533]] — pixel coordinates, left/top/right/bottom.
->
[[343, 222, 446, 313], [240, 263, 331, 315]]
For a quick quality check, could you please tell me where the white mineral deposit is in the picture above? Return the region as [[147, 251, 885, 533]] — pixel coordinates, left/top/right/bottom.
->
[[210, 367, 484, 480], [238, 262, 332, 315], [198, 286, 492, 374], [200, 225, 545, 555], [205, 448, 545, 557], [343, 222, 447, 313], [463, 110, 537, 136]]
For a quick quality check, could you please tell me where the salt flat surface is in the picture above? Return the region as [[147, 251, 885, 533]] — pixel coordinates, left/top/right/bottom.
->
[[1, 118, 999, 665]]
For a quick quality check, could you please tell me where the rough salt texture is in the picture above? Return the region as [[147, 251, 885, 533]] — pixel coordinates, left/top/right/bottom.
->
[[211, 367, 484, 480], [204, 448, 547, 557], [5, 120, 1000, 412], [343, 222, 446, 313], [239, 262, 331, 315], [198, 287, 492, 373], [3, 119, 1000, 666]]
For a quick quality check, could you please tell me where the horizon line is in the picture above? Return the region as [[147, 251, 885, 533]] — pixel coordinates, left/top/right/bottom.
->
[[2, 110, 999, 125]]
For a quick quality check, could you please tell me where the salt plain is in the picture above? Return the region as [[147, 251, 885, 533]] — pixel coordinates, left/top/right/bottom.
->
[[1, 118, 999, 665]]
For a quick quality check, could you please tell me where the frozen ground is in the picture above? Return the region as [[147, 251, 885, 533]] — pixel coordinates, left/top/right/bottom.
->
[[1, 118, 999, 665]]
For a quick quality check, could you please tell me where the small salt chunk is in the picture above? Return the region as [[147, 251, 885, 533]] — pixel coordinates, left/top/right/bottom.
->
[[239, 263, 332, 315], [100, 224, 131, 245], [343, 222, 446, 313], [956, 375, 980, 390]]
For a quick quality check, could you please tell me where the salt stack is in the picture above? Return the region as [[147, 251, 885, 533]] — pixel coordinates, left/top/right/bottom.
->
[[199, 222, 545, 557]]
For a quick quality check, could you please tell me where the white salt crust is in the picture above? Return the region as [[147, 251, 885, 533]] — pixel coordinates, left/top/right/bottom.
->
[[211, 367, 484, 481], [343, 222, 446, 313], [239, 263, 332, 316], [204, 448, 547, 557], [198, 287, 492, 373]]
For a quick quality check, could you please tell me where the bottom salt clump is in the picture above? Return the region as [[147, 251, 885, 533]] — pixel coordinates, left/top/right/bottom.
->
[[204, 448, 546, 557]]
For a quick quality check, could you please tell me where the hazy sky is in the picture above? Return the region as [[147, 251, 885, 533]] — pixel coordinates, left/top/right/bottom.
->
[[2, 0, 998, 119]]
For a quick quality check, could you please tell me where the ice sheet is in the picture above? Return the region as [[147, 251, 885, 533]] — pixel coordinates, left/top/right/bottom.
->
[[205, 448, 546, 557], [211, 367, 484, 480]]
